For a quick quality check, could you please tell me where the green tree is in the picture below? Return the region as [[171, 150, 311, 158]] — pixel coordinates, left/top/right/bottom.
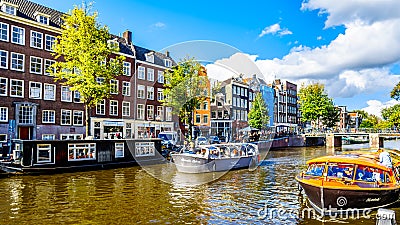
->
[[381, 104, 400, 128], [321, 103, 340, 128], [390, 82, 400, 100], [298, 83, 337, 129], [248, 92, 269, 129], [162, 58, 208, 141], [51, 3, 125, 137]]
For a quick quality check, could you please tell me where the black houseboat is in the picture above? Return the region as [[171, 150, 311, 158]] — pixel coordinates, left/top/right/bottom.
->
[[0, 139, 165, 174]]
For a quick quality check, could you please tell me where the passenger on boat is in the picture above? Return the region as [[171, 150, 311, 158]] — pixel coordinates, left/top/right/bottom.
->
[[378, 149, 393, 168]]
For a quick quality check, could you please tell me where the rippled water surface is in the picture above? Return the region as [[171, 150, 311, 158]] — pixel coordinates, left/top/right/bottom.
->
[[1, 141, 400, 224]]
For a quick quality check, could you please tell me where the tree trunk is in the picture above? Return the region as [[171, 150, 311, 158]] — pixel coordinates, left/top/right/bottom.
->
[[85, 104, 92, 138]]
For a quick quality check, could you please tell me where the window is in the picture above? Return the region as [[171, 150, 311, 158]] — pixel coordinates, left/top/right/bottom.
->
[[96, 100, 105, 115], [164, 59, 172, 68], [10, 79, 23, 97], [43, 83, 55, 100], [147, 68, 154, 81], [125, 123, 132, 139], [37, 144, 51, 163], [42, 110, 55, 123], [61, 86, 72, 102], [122, 101, 130, 117], [233, 86, 236, 94], [0, 107, 8, 122], [74, 91, 82, 103], [0, 50, 7, 69], [157, 106, 164, 121], [30, 31, 43, 49], [166, 107, 172, 121], [30, 56, 42, 74], [29, 82, 42, 99], [203, 115, 208, 124], [137, 85, 145, 99], [19, 104, 33, 124], [123, 62, 131, 76], [137, 104, 144, 120], [122, 81, 131, 96], [96, 77, 104, 84], [11, 52, 24, 71], [157, 71, 164, 83], [115, 143, 124, 158], [110, 100, 118, 116], [147, 86, 154, 100], [0, 23, 8, 42], [45, 35, 56, 51], [61, 134, 83, 140], [157, 88, 164, 101], [110, 79, 118, 94], [138, 66, 145, 79], [146, 54, 154, 63], [11, 26, 24, 45], [211, 111, 216, 119], [73, 110, 83, 125], [147, 105, 154, 120], [61, 109, 72, 125], [0, 77, 7, 96], [3, 4, 16, 15], [42, 134, 55, 140], [68, 143, 96, 161], [203, 101, 208, 110], [196, 114, 201, 123], [44, 59, 55, 75], [36, 14, 49, 25]]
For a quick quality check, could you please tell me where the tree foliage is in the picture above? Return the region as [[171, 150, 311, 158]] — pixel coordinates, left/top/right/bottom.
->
[[162, 58, 208, 141], [248, 92, 269, 129], [390, 82, 400, 101], [321, 103, 340, 128], [51, 3, 125, 136], [381, 104, 400, 128], [298, 83, 338, 128]]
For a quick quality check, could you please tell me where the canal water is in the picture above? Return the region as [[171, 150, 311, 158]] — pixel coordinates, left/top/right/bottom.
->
[[1, 141, 400, 225]]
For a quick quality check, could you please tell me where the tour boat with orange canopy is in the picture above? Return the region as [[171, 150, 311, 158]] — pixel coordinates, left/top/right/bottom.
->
[[295, 150, 400, 215]]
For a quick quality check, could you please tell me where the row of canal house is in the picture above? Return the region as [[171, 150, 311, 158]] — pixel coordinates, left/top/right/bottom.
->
[[0, 0, 180, 146]]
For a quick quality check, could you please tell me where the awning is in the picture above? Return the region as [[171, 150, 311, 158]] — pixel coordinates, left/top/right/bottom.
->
[[103, 121, 124, 126]]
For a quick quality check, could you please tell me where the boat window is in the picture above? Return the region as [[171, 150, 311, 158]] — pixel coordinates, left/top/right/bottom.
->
[[327, 163, 354, 179], [68, 143, 96, 161], [355, 165, 385, 183], [305, 163, 325, 176]]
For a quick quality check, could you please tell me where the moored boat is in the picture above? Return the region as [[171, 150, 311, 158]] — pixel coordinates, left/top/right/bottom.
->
[[296, 150, 400, 215], [171, 143, 260, 173]]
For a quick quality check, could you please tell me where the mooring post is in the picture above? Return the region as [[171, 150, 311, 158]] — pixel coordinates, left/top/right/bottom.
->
[[376, 208, 397, 225]]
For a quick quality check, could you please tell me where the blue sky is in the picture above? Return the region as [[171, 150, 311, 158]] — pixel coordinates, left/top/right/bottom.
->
[[33, 0, 400, 116]]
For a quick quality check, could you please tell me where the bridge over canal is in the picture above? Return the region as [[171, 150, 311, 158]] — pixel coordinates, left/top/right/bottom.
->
[[303, 132, 400, 149]]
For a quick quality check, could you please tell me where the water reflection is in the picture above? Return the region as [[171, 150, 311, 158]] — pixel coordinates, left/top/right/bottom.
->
[[0, 141, 400, 224]]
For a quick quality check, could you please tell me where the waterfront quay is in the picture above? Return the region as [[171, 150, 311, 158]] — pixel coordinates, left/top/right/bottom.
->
[[0, 141, 399, 225]]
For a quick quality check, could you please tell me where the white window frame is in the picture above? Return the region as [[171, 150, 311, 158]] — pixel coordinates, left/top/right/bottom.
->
[[0, 77, 7, 96], [61, 109, 72, 125], [10, 52, 24, 71], [10, 79, 23, 97], [45, 34, 56, 51], [110, 79, 118, 94], [37, 144, 52, 163], [166, 107, 172, 121], [30, 30, 43, 49], [3, 4, 17, 16], [109, 100, 118, 116], [96, 100, 105, 115], [0, 50, 8, 69], [43, 83, 55, 101], [164, 59, 172, 68], [137, 85, 145, 99], [157, 88, 164, 101], [137, 104, 144, 120], [30, 56, 42, 74], [0, 22, 8, 42], [68, 143, 96, 161], [0, 107, 8, 122], [44, 59, 55, 75], [36, 14, 49, 25], [147, 86, 154, 100], [147, 105, 154, 120], [42, 134, 55, 140], [115, 143, 125, 158], [61, 134, 83, 140], [122, 101, 130, 117], [29, 81, 42, 99], [73, 110, 84, 126], [61, 86, 72, 102], [147, 68, 154, 81], [11, 25, 24, 45], [157, 106, 164, 121], [123, 61, 131, 76], [122, 81, 131, 96], [137, 66, 145, 79], [157, 71, 164, 83], [42, 110, 55, 123]]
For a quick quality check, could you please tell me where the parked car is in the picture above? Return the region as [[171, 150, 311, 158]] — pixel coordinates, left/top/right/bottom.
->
[[208, 136, 220, 144], [196, 136, 208, 145]]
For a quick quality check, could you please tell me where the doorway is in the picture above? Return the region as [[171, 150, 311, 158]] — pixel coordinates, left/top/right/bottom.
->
[[19, 127, 31, 140]]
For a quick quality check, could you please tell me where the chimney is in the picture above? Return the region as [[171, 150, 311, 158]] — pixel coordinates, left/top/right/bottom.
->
[[165, 50, 170, 58], [123, 30, 132, 44]]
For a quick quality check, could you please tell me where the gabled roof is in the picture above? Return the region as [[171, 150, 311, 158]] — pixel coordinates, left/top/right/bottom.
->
[[4, 0, 65, 28], [134, 45, 176, 68]]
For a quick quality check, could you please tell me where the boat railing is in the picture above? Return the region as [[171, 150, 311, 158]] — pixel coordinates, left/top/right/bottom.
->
[[177, 143, 258, 159]]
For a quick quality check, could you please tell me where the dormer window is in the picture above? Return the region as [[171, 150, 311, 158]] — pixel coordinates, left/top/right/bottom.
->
[[34, 12, 50, 25], [1, 2, 18, 15], [145, 52, 154, 63], [164, 59, 172, 68]]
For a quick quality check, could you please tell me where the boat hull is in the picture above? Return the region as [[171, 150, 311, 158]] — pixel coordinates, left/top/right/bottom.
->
[[297, 178, 400, 214], [171, 154, 258, 173]]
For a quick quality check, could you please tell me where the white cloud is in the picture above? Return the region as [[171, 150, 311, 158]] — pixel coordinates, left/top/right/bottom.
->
[[362, 99, 399, 117], [259, 23, 293, 38], [151, 22, 166, 29], [317, 36, 322, 40]]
